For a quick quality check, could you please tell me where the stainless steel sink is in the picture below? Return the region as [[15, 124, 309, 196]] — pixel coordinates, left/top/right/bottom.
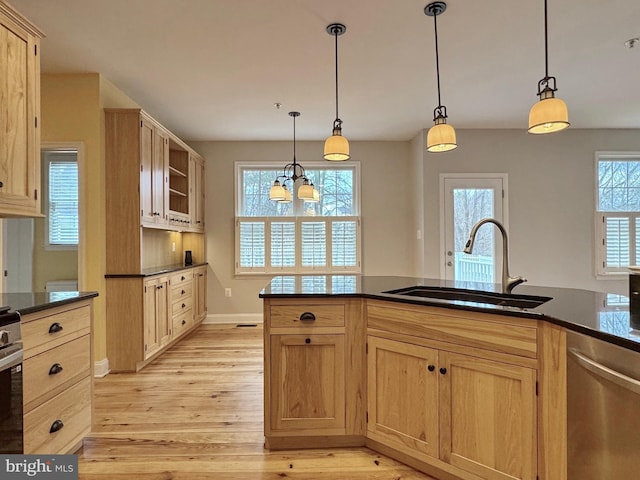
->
[[383, 286, 552, 309]]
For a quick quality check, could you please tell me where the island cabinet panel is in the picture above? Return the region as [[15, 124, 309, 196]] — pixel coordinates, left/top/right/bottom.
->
[[366, 300, 545, 480], [367, 337, 439, 458], [439, 352, 537, 480], [270, 334, 345, 432], [264, 297, 365, 449]]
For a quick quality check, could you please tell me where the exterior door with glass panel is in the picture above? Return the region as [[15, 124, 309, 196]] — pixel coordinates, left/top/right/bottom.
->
[[441, 175, 506, 283]]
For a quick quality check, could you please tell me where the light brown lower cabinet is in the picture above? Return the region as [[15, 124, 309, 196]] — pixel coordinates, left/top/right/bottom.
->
[[106, 266, 207, 372], [21, 299, 94, 454], [264, 297, 566, 480], [368, 335, 537, 480]]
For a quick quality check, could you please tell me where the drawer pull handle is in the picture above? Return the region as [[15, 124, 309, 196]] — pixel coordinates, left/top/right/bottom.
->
[[181, 276, 186, 281], [49, 419, 64, 434], [182, 319, 186, 325], [49, 363, 64, 375], [439, 367, 447, 375], [182, 303, 186, 308], [48, 322, 63, 334], [181, 289, 186, 295], [427, 365, 435, 372], [299, 312, 316, 322], [305, 338, 311, 344]]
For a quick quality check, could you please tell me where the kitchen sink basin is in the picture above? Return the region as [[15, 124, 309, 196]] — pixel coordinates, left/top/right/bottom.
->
[[383, 286, 553, 309]]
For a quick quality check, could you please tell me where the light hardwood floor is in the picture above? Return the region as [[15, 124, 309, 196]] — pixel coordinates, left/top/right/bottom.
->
[[81, 324, 436, 479]]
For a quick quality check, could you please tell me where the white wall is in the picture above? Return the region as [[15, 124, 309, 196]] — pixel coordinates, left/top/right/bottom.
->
[[190, 140, 414, 317], [421, 128, 639, 295]]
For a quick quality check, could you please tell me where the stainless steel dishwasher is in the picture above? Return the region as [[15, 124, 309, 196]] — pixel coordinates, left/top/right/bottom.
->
[[567, 330, 640, 479]]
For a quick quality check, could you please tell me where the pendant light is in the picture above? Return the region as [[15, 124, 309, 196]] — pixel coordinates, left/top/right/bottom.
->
[[269, 112, 319, 203], [528, 0, 569, 134], [324, 23, 350, 161], [424, 2, 457, 153]]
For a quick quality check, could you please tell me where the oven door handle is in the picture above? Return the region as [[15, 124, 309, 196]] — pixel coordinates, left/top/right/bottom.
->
[[0, 349, 23, 371], [569, 348, 640, 395]]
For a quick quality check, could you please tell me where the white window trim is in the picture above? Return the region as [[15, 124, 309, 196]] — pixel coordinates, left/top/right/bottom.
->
[[234, 161, 361, 276], [43, 151, 79, 251], [594, 151, 640, 278]]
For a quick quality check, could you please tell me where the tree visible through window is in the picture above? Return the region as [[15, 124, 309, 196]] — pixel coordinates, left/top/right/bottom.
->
[[596, 153, 640, 274], [44, 152, 79, 249], [236, 162, 360, 274]]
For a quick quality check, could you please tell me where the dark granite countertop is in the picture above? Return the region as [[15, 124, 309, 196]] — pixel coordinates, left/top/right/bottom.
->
[[260, 275, 639, 353], [2, 291, 99, 316], [105, 262, 207, 278]]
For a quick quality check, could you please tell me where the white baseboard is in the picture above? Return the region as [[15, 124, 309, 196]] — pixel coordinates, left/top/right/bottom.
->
[[203, 313, 263, 325], [94, 357, 110, 378]]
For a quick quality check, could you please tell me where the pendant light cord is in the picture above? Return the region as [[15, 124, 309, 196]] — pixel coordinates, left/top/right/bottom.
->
[[544, 0, 549, 78], [334, 28, 340, 121], [433, 10, 442, 108]]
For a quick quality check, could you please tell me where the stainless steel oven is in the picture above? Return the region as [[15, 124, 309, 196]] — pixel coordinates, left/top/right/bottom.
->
[[0, 309, 23, 454], [567, 330, 640, 480]]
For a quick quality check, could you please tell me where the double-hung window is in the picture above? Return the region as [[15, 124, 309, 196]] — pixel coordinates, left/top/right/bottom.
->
[[596, 152, 640, 275], [43, 151, 79, 250], [235, 162, 361, 274]]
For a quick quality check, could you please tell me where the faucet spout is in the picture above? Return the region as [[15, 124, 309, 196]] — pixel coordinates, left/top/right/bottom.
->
[[463, 218, 527, 294]]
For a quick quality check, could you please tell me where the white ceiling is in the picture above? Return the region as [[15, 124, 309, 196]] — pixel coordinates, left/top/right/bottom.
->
[[9, 0, 640, 141]]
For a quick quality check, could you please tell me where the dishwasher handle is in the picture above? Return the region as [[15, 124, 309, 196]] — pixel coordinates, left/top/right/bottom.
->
[[569, 348, 640, 396]]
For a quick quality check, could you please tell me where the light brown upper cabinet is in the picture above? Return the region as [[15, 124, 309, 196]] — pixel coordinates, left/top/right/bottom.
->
[[105, 108, 205, 273], [0, 2, 44, 217]]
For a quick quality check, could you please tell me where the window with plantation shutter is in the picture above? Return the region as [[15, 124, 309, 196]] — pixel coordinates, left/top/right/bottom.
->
[[235, 162, 361, 274], [596, 153, 640, 275], [44, 152, 78, 250]]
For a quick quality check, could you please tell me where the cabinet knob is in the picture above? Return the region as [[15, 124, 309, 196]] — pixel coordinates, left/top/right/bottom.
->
[[182, 303, 186, 308], [305, 338, 311, 344], [427, 365, 435, 372], [48, 363, 64, 375], [49, 419, 64, 434], [181, 276, 186, 281], [0, 181, 3, 188], [182, 319, 186, 325], [439, 367, 447, 375], [48, 322, 63, 334], [299, 312, 316, 322], [181, 289, 185, 295]]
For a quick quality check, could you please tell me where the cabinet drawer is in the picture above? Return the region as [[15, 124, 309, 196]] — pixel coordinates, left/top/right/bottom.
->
[[170, 271, 192, 288], [270, 303, 345, 329], [172, 311, 192, 337], [171, 281, 193, 302], [172, 296, 193, 316], [367, 302, 538, 359], [23, 335, 91, 408], [23, 377, 92, 454], [22, 304, 91, 358]]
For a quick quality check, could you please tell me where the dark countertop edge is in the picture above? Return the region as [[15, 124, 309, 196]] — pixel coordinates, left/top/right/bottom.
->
[[105, 262, 208, 278], [259, 290, 640, 354], [15, 291, 99, 316]]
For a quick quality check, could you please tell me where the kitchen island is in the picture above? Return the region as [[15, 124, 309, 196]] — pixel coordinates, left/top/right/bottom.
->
[[260, 275, 632, 480]]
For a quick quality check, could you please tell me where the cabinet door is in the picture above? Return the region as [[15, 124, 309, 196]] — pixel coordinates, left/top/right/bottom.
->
[[194, 267, 207, 321], [270, 334, 345, 433], [0, 15, 40, 215], [139, 118, 154, 225], [439, 351, 537, 480], [153, 127, 169, 225], [190, 154, 205, 231], [143, 278, 160, 358], [156, 276, 171, 346], [367, 336, 439, 458]]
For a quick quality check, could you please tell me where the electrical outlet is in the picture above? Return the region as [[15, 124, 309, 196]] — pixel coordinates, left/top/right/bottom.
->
[[172, 242, 176, 252], [225, 288, 232, 297]]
